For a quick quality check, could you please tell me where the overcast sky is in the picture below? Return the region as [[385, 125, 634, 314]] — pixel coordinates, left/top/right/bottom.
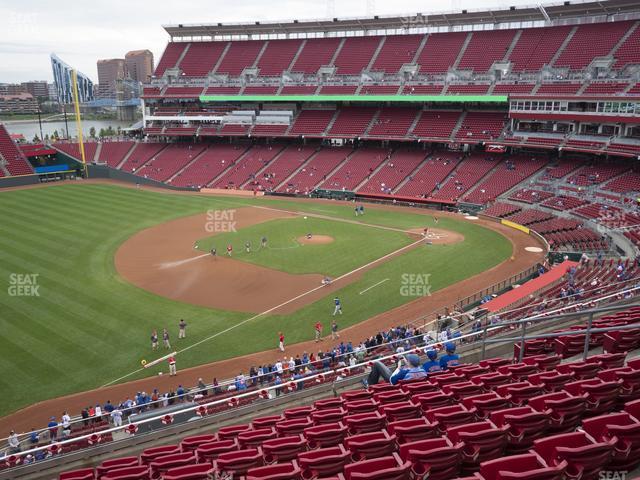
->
[[1, 0, 537, 84]]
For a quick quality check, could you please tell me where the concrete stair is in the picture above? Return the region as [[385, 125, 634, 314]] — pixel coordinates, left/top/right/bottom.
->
[[392, 152, 432, 194], [450, 111, 468, 141], [239, 145, 287, 189], [205, 145, 254, 187], [115, 142, 139, 170], [451, 33, 473, 70], [313, 148, 355, 190], [174, 43, 191, 71], [273, 147, 321, 191], [365, 36, 387, 71], [210, 42, 232, 75], [549, 26, 578, 67], [166, 146, 211, 183]]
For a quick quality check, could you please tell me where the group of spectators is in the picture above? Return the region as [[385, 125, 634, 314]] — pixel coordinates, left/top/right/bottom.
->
[[5, 321, 471, 459]]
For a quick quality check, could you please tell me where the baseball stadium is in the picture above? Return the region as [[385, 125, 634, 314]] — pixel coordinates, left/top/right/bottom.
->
[[2, 1, 640, 479]]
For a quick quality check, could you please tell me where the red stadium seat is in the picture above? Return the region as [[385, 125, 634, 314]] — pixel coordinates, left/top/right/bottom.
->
[[217, 424, 252, 440], [303, 422, 348, 448], [310, 406, 347, 425], [625, 398, 640, 419], [598, 367, 640, 403], [149, 452, 195, 479], [521, 354, 561, 371], [313, 398, 344, 410], [373, 391, 409, 405], [431, 373, 464, 388], [564, 378, 620, 415], [378, 401, 421, 422], [490, 406, 550, 453], [97, 458, 139, 479], [262, 435, 308, 463], [195, 439, 238, 463], [603, 328, 640, 353], [284, 406, 313, 419], [400, 381, 439, 396], [453, 365, 490, 379], [397, 436, 463, 480], [101, 465, 150, 480], [386, 417, 438, 443], [141, 445, 181, 465], [412, 391, 452, 411], [60, 468, 95, 480], [469, 372, 512, 391], [238, 427, 277, 448], [446, 421, 508, 473], [441, 381, 485, 400], [528, 391, 587, 433], [478, 358, 512, 370], [587, 352, 626, 369], [345, 430, 398, 460], [161, 463, 214, 480], [246, 462, 302, 480], [252, 415, 284, 429], [556, 360, 602, 380], [180, 434, 217, 452], [213, 448, 264, 476], [344, 411, 387, 434], [461, 392, 511, 420], [338, 454, 411, 480], [342, 391, 372, 401], [478, 453, 567, 480], [582, 412, 640, 470], [533, 431, 615, 480], [298, 445, 350, 479], [495, 381, 543, 406], [498, 363, 540, 381], [276, 418, 314, 436], [424, 404, 477, 432], [527, 371, 575, 393], [554, 335, 585, 358], [345, 398, 380, 414]]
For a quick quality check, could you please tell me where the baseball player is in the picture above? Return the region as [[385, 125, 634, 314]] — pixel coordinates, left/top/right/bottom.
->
[[227, 244, 233, 257], [162, 328, 171, 349], [151, 330, 158, 350], [314, 322, 323, 342], [331, 320, 340, 340], [278, 332, 285, 352], [261, 236, 268, 248], [354, 206, 359, 217], [333, 297, 343, 316], [433, 216, 439, 224], [210, 247, 217, 258], [168, 355, 177, 376], [178, 319, 187, 339], [245, 241, 251, 253]]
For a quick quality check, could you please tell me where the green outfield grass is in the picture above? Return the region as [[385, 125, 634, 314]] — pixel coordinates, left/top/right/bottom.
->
[[0, 183, 511, 417]]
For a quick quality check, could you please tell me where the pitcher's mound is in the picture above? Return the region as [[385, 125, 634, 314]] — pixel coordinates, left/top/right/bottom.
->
[[406, 228, 464, 245], [297, 235, 334, 245]]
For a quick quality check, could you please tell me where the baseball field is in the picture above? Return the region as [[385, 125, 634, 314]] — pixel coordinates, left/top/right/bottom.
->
[[0, 181, 527, 419]]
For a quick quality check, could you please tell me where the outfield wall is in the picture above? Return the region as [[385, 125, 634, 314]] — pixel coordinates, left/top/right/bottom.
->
[[87, 165, 198, 191]]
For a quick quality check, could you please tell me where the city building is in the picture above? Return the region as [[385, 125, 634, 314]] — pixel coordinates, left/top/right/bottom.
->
[[22, 81, 49, 99], [97, 58, 125, 97], [50, 53, 94, 104], [0, 93, 38, 114], [125, 49, 154, 83]]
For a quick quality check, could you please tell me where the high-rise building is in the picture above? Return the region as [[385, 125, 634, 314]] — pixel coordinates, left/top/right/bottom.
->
[[125, 50, 154, 83], [50, 54, 94, 104], [22, 81, 49, 99], [97, 58, 125, 97]]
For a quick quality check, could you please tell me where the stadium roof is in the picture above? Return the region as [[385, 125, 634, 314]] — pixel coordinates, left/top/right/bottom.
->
[[163, 0, 640, 39]]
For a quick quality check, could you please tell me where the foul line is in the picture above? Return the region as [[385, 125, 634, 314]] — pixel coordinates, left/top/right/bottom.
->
[[359, 278, 390, 295], [102, 236, 425, 387], [157, 253, 210, 269]]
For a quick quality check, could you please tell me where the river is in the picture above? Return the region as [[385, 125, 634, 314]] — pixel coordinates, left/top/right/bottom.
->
[[4, 120, 134, 141]]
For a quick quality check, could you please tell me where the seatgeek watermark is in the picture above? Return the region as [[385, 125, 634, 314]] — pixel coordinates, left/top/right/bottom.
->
[[599, 471, 627, 480], [8, 273, 40, 297], [400, 273, 432, 297], [205, 209, 237, 233]]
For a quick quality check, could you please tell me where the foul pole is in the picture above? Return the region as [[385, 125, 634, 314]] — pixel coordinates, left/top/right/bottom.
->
[[71, 69, 88, 178]]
